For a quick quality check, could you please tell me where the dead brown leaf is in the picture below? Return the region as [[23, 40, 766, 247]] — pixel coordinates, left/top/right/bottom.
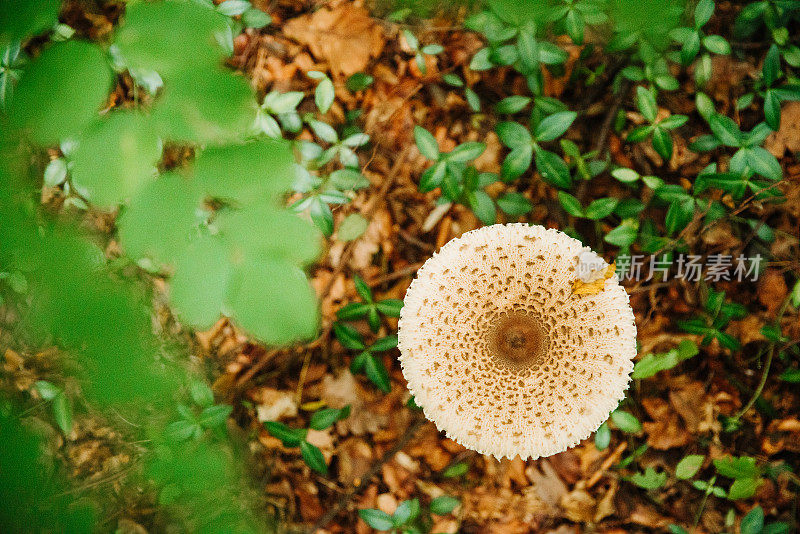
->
[[765, 102, 800, 157], [321, 371, 389, 435], [282, 5, 384, 76], [641, 397, 693, 449]]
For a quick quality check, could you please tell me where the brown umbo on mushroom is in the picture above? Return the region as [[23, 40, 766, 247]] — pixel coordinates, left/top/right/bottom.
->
[[398, 223, 636, 460]]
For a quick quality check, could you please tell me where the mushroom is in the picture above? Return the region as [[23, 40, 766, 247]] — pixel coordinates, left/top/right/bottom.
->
[[398, 223, 636, 460]]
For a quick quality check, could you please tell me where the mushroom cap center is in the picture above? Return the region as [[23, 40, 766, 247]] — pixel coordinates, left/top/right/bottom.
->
[[487, 310, 550, 368]]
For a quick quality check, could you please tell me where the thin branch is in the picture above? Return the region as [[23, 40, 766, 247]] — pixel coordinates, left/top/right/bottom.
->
[[308, 415, 427, 533]]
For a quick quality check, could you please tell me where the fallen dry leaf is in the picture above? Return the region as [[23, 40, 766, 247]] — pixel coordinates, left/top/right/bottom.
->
[[572, 263, 616, 296], [321, 371, 389, 435], [282, 5, 384, 76], [765, 101, 800, 157]]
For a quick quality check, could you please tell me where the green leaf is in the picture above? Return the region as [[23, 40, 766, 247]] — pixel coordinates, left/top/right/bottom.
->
[[227, 260, 319, 345], [565, 9, 585, 44], [442, 462, 469, 478], [557, 191, 584, 217], [315, 77, 335, 113], [165, 419, 199, 442], [414, 126, 440, 160], [43, 158, 68, 187], [611, 410, 642, 433], [630, 467, 667, 490], [764, 89, 781, 131], [370, 335, 398, 353], [430, 495, 460, 515], [605, 219, 638, 247], [665, 198, 695, 235], [217, 0, 250, 16], [242, 7, 271, 28], [152, 68, 256, 145], [695, 92, 715, 118], [422, 44, 444, 55], [448, 142, 486, 163], [516, 29, 539, 73], [714, 456, 760, 479], [681, 30, 701, 64], [535, 149, 571, 188], [495, 95, 531, 114], [51, 393, 73, 435], [626, 125, 654, 143], [0, 0, 61, 43], [632, 340, 698, 379], [584, 198, 619, 220], [393, 498, 420, 526], [708, 113, 742, 147], [70, 112, 161, 207], [169, 236, 230, 328], [337, 302, 370, 321], [659, 114, 689, 130], [307, 119, 338, 144], [309, 406, 350, 430], [264, 421, 305, 447], [346, 72, 374, 91], [469, 189, 497, 225], [333, 322, 366, 350], [496, 121, 532, 148], [469, 47, 493, 71], [402, 29, 419, 50], [636, 86, 658, 122], [300, 440, 328, 474], [762, 44, 780, 86], [611, 168, 640, 183], [115, 1, 229, 78], [338, 213, 369, 242], [501, 146, 533, 181], [694, 0, 714, 27], [594, 422, 611, 450], [538, 41, 568, 64], [745, 147, 782, 180], [358, 509, 394, 531], [496, 192, 532, 216], [442, 73, 463, 87], [194, 139, 295, 204], [465, 87, 481, 112], [118, 173, 201, 266], [727, 478, 761, 500], [675, 454, 705, 479], [703, 35, 730, 55], [364, 354, 391, 393], [740, 506, 764, 534], [534, 111, 577, 142], [198, 404, 232, 428], [10, 40, 113, 144], [419, 162, 446, 192], [189, 380, 215, 408], [34, 380, 61, 401], [375, 299, 403, 317]]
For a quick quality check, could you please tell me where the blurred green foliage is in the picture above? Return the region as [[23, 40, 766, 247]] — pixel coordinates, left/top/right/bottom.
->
[[1, 0, 323, 530]]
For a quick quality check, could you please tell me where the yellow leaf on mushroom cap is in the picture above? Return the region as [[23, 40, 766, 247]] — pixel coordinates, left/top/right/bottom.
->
[[398, 224, 637, 460]]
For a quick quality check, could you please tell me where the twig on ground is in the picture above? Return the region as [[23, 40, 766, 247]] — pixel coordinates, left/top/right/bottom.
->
[[367, 261, 424, 288], [309, 414, 427, 533], [319, 146, 413, 301]]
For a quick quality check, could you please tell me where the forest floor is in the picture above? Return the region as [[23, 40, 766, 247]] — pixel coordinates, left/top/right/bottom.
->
[[3, 0, 800, 533]]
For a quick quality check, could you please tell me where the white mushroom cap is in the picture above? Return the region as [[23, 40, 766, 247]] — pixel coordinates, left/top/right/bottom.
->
[[398, 223, 637, 460]]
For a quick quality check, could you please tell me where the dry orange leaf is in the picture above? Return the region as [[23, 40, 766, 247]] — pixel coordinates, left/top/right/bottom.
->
[[282, 5, 385, 76], [572, 263, 617, 296]]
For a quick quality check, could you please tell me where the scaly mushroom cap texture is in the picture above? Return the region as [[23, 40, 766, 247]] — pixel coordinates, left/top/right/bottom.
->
[[398, 223, 637, 460]]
